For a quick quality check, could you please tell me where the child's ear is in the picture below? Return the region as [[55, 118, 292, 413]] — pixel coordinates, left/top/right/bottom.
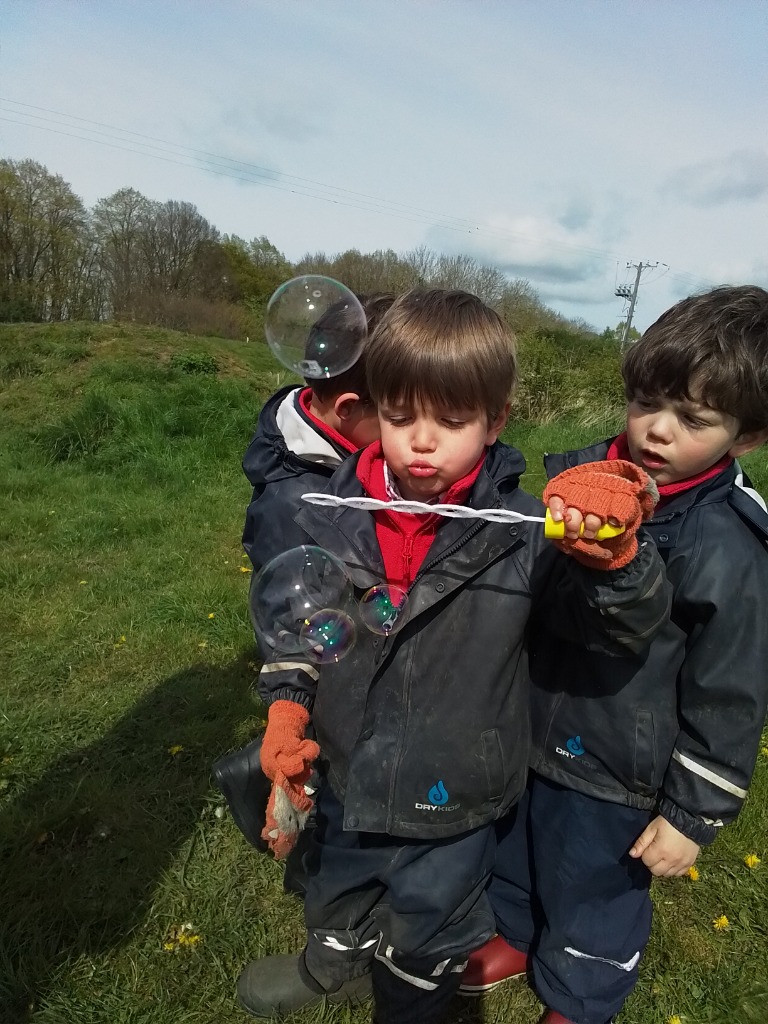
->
[[729, 427, 768, 459], [484, 402, 510, 445], [333, 392, 363, 421]]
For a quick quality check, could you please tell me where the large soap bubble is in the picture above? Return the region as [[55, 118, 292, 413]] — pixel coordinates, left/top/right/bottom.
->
[[265, 275, 367, 379], [250, 545, 355, 661]]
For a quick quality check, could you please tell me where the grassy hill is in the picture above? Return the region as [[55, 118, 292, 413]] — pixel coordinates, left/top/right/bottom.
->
[[1, 322, 766, 1024]]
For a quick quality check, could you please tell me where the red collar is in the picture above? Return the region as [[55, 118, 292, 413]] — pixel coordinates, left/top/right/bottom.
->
[[298, 387, 358, 455], [355, 442, 486, 589], [607, 432, 732, 503]]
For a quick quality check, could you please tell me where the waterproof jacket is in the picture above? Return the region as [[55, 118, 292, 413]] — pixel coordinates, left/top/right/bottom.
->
[[258, 442, 670, 840], [241, 386, 350, 572], [531, 439, 768, 845]]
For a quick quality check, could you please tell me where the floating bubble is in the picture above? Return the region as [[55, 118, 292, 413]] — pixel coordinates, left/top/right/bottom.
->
[[250, 545, 353, 655], [300, 608, 356, 664], [265, 275, 367, 379], [359, 585, 409, 636]]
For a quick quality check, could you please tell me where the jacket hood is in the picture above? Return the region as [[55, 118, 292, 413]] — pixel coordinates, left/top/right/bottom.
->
[[242, 386, 349, 487]]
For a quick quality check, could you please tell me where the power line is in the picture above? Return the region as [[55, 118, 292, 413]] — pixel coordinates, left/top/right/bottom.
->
[[1, 98, 649, 267], [1, 96, 722, 296]]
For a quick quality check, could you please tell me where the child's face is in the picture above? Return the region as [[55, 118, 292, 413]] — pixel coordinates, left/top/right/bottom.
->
[[378, 399, 506, 501], [626, 393, 747, 485]]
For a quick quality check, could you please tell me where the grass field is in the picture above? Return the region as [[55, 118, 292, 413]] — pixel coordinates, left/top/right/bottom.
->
[[1, 322, 767, 1024]]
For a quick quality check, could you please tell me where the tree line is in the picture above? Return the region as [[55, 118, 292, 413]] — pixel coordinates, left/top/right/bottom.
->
[[1, 157, 609, 341]]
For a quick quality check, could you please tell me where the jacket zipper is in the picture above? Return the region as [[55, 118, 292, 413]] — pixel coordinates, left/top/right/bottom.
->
[[374, 518, 489, 665]]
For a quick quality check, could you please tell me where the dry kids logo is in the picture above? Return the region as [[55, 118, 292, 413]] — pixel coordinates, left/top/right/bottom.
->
[[415, 780, 460, 813]]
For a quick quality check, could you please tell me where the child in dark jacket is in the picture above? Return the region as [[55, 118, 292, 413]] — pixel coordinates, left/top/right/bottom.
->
[[460, 285, 768, 1024], [236, 288, 671, 1024], [213, 293, 394, 869]]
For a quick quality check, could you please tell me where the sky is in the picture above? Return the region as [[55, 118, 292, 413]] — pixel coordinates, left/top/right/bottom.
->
[[2, 0, 767, 332]]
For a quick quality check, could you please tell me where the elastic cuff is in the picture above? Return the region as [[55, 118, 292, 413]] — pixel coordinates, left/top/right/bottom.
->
[[268, 689, 314, 712], [658, 799, 718, 845]]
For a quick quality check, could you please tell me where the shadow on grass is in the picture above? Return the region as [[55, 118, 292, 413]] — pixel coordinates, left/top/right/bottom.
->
[[0, 653, 258, 1021]]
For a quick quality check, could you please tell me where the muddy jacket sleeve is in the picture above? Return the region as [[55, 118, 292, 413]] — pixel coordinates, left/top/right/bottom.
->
[[657, 528, 768, 844], [532, 531, 671, 658], [256, 651, 319, 712]]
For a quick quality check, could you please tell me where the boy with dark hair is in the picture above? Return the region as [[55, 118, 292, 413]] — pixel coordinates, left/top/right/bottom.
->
[[241, 292, 395, 573], [213, 293, 394, 868], [460, 285, 768, 1024], [236, 288, 671, 1024]]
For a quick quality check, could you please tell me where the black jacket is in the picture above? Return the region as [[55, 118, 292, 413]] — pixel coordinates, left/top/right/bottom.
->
[[241, 386, 350, 573], [258, 442, 670, 840], [531, 440, 768, 845]]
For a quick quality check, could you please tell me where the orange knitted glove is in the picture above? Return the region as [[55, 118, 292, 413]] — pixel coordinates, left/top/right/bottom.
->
[[260, 700, 320, 859], [543, 459, 658, 570]]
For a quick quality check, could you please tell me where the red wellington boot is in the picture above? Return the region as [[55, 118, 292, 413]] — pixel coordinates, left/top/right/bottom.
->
[[458, 934, 529, 995]]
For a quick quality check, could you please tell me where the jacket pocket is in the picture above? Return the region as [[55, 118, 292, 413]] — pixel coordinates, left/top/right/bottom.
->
[[481, 729, 505, 803], [632, 710, 657, 790]]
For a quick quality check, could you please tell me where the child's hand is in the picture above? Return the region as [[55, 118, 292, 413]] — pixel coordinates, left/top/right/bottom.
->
[[546, 496, 605, 541], [543, 459, 658, 570], [629, 815, 700, 876]]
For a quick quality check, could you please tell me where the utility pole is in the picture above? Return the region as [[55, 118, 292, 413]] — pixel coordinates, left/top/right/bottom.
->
[[615, 262, 657, 347]]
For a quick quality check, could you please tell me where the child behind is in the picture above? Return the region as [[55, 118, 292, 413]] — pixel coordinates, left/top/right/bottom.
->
[[213, 293, 394, 870], [237, 289, 671, 1024], [241, 292, 394, 573], [460, 285, 768, 1024]]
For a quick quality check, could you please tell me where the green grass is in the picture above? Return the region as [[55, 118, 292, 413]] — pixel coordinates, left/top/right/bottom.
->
[[1, 322, 767, 1024]]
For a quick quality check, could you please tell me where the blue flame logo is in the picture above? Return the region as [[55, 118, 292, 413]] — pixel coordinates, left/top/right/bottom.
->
[[427, 780, 449, 805], [566, 735, 585, 756]]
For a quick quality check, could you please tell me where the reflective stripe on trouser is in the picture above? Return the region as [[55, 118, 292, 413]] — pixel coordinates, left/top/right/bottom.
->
[[302, 782, 498, 997], [489, 774, 653, 1024], [371, 936, 467, 1024]]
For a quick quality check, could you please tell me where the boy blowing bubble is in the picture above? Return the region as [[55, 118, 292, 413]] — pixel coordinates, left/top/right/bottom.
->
[[238, 288, 671, 1024]]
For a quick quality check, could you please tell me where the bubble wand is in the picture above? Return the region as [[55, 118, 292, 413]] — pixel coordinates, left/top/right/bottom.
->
[[300, 493, 624, 540]]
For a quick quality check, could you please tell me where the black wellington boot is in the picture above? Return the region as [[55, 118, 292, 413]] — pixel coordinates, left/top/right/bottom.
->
[[237, 953, 372, 1018], [212, 737, 270, 852]]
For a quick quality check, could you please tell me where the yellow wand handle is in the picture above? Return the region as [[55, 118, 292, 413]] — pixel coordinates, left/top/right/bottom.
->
[[544, 509, 626, 540]]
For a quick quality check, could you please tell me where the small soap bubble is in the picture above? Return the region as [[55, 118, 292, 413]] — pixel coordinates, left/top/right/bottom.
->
[[300, 609, 356, 664], [265, 275, 367, 379], [251, 545, 353, 654], [359, 585, 409, 636]]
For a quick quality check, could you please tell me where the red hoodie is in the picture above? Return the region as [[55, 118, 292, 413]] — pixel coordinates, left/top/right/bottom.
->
[[355, 441, 485, 589]]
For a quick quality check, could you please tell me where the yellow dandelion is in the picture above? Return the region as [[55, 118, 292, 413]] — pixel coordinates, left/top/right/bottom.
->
[[208, 612, 215, 619], [198, 641, 208, 649], [712, 915, 729, 931], [668, 1015, 682, 1024], [761, 746, 768, 757], [79, 580, 87, 585], [744, 853, 761, 869], [167, 744, 184, 756], [686, 865, 699, 881], [240, 565, 252, 573]]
